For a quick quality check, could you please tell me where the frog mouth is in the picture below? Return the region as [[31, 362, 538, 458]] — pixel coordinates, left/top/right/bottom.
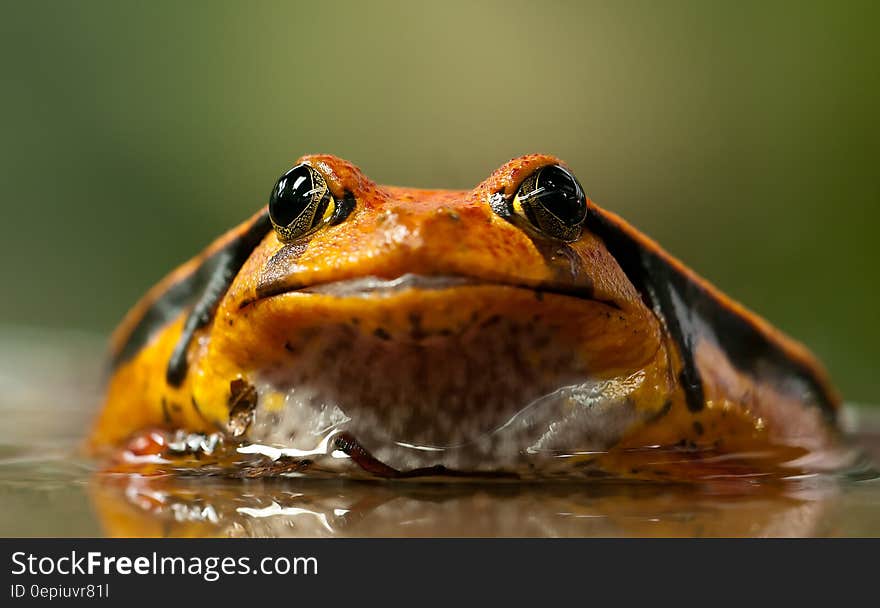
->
[[255, 272, 618, 308], [296, 274, 482, 296]]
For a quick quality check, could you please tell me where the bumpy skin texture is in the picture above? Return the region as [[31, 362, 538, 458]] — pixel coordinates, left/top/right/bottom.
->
[[90, 154, 842, 479]]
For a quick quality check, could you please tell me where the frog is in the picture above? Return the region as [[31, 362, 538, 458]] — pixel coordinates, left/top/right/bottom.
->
[[89, 154, 847, 480]]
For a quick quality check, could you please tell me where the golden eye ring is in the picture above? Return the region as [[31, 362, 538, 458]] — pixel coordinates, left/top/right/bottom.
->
[[268, 163, 336, 242], [511, 164, 588, 241]]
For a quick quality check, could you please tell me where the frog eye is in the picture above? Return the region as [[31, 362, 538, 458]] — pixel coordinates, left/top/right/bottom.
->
[[511, 165, 588, 241], [269, 164, 336, 242]]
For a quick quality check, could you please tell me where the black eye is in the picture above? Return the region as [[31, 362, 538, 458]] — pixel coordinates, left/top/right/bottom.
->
[[269, 164, 336, 242], [512, 165, 587, 241]]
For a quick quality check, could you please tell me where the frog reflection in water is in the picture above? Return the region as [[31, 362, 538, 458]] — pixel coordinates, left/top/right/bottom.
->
[[89, 477, 836, 538], [89, 154, 847, 480]]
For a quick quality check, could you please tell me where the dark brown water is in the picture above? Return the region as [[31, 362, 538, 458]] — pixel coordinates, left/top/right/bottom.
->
[[1, 328, 878, 537]]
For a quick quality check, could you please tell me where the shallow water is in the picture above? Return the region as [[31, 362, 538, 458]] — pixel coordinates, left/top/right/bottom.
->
[[1, 328, 879, 537]]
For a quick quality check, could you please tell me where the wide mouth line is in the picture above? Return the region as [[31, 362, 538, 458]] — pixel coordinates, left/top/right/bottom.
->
[[253, 273, 620, 309], [301, 274, 480, 295]]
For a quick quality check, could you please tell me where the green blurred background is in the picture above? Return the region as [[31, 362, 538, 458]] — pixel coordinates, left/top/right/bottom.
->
[[1, 1, 877, 401]]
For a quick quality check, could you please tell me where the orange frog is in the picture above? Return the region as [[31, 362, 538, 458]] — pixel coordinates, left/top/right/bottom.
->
[[90, 154, 848, 480]]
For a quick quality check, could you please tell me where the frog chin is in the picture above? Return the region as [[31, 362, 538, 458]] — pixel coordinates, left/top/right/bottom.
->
[[229, 280, 657, 477]]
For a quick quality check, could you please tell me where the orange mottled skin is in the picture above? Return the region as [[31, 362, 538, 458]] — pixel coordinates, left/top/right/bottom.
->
[[91, 154, 843, 479]]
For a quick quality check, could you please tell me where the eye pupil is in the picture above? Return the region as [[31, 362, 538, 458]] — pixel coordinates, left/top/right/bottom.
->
[[531, 165, 586, 226], [270, 165, 319, 227], [269, 164, 333, 241]]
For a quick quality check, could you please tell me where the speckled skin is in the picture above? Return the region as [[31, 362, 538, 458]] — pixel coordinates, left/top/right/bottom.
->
[[90, 154, 843, 479]]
